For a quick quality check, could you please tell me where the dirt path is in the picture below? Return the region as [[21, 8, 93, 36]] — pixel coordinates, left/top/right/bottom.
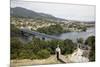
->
[[11, 55, 61, 67], [69, 48, 89, 63]]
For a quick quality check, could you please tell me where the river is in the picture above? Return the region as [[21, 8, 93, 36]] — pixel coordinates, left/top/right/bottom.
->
[[54, 27, 95, 42]]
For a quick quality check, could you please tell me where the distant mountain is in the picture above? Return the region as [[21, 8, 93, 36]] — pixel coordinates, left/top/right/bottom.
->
[[10, 7, 66, 21]]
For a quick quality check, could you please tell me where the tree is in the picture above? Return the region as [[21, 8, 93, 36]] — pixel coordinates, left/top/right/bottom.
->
[[11, 37, 23, 59], [82, 26, 87, 31], [37, 24, 64, 35], [48, 40, 59, 54], [77, 38, 84, 44], [11, 24, 21, 37], [37, 49, 50, 59], [85, 36, 95, 61], [63, 39, 77, 54]]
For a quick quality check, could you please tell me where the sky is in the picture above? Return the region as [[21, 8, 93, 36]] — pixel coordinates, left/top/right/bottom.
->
[[11, 0, 96, 21]]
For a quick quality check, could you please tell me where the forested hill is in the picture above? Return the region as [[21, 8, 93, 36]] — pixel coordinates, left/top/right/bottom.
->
[[10, 7, 66, 21]]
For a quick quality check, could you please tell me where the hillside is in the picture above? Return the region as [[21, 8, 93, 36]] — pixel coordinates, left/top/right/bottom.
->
[[10, 7, 66, 22]]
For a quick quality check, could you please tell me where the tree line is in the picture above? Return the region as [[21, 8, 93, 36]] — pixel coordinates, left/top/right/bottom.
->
[[37, 24, 66, 35]]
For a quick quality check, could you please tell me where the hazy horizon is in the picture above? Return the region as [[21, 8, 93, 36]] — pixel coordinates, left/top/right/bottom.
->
[[11, 1, 95, 22]]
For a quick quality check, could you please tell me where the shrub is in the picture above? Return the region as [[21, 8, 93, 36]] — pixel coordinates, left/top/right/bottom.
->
[[37, 49, 50, 59]]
